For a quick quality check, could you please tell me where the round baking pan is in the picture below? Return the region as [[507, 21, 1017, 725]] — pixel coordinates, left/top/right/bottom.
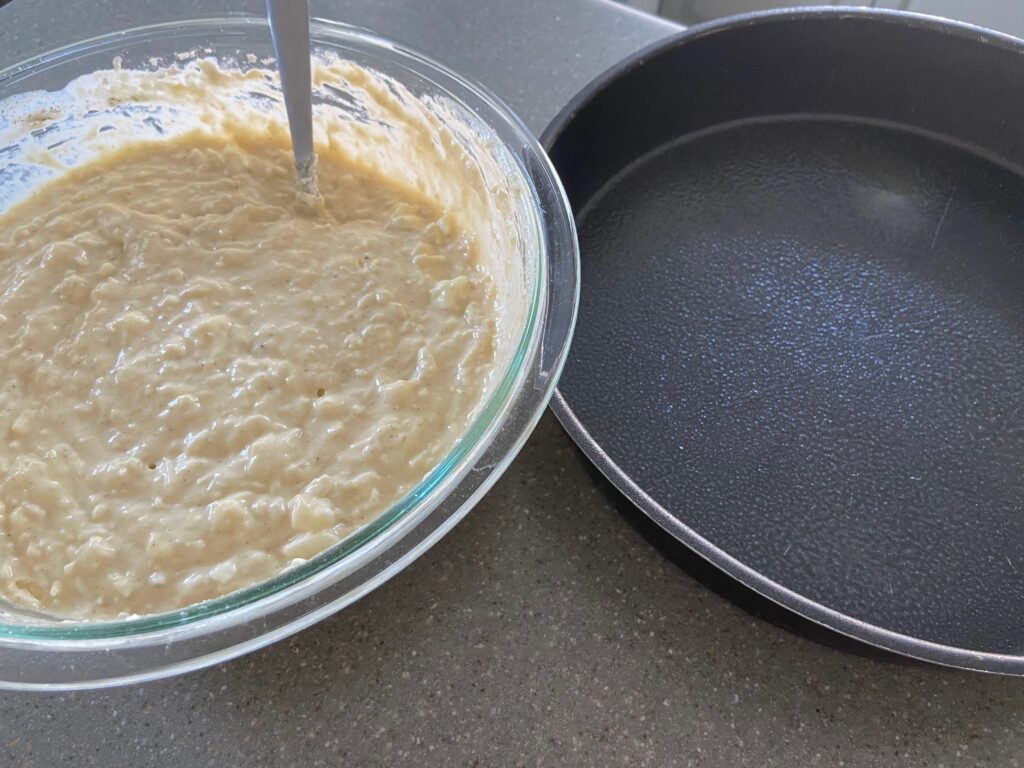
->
[[542, 8, 1024, 673]]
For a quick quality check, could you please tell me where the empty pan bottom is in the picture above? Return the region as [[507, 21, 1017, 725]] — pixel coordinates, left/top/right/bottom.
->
[[563, 115, 1024, 654]]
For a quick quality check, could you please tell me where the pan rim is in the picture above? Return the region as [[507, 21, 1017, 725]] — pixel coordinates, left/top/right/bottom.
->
[[539, 5, 1024, 151], [542, 6, 1024, 675]]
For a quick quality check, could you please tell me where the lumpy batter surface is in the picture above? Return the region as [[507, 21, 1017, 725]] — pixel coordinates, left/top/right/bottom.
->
[[0, 130, 496, 619]]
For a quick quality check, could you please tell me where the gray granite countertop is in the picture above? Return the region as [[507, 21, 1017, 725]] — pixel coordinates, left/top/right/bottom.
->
[[1, 1, 1023, 765]]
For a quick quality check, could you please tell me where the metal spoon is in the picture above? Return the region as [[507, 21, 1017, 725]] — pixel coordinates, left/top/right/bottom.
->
[[265, 0, 319, 195]]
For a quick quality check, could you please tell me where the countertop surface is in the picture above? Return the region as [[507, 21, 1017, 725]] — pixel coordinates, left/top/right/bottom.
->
[[1, 1, 1023, 766]]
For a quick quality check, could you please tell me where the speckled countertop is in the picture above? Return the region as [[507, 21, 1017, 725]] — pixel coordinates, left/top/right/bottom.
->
[[1, 1, 1023, 765]]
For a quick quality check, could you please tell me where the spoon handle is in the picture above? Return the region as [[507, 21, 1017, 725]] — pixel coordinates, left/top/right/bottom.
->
[[266, 0, 315, 174]]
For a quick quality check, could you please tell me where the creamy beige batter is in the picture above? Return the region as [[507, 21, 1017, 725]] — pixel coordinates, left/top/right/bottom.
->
[[0, 59, 515, 620]]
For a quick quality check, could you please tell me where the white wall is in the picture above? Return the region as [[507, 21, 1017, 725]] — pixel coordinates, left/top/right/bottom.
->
[[644, 0, 1024, 37], [906, 0, 1024, 35]]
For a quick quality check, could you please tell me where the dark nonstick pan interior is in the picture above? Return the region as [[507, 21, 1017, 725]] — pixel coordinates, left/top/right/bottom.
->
[[543, 9, 1024, 673]]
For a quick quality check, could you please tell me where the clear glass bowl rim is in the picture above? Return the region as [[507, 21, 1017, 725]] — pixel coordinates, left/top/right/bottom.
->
[[0, 16, 574, 644]]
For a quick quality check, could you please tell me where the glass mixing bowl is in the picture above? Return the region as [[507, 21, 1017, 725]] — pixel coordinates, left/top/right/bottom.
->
[[0, 17, 578, 689]]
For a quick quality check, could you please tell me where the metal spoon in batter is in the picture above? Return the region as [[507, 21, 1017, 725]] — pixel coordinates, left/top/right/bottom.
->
[[266, 0, 319, 196]]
